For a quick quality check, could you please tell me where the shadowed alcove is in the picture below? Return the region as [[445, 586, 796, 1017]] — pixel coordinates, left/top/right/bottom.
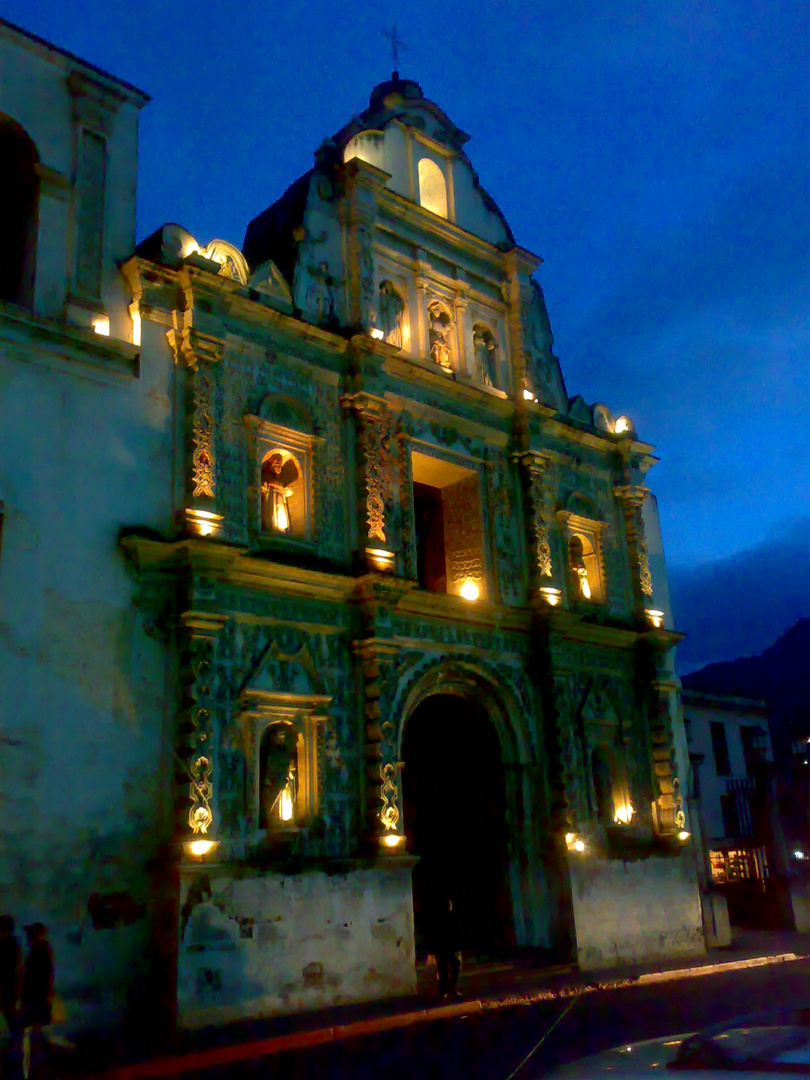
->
[[402, 692, 512, 956]]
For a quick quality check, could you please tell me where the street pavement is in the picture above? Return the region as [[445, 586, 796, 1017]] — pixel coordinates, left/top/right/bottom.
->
[[36, 928, 810, 1079]]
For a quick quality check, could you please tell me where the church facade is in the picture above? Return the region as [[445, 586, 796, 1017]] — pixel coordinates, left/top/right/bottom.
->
[[0, 18, 703, 1035]]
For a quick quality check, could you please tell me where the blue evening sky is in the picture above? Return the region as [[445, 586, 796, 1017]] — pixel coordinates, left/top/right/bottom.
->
[[6, 0, 809, 661]]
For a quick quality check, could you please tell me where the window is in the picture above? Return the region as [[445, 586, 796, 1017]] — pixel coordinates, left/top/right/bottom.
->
[[710, 720, 731, 776], [411, 451, 485, 599], [417, 158, 447, 218], [0, 114, 39, 307], [741, 725, 766, 774]]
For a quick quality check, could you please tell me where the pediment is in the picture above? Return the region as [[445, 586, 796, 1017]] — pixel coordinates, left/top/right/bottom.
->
[[248, 260, 293, 313], [242, 639, 328, 703]]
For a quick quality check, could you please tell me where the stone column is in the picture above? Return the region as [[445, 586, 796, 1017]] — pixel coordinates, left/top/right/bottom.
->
[[636, 640, 683, 837], [517, 451, 558, 600], [168, 321, 226, 538], [342, 393, 400, 571], [614, 484, 654, 618]]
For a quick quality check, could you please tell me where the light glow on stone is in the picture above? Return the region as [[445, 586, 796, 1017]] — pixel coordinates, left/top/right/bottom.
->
[[92, 315, 110, 336], [460, 580, 479, 601], [187, 839, 217, 857]]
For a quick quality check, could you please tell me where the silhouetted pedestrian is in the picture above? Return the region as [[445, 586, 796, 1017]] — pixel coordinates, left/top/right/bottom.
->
[[432, 896, 461, 999], [21, 923, 53, 1029], [0, 915, 21, 1034]]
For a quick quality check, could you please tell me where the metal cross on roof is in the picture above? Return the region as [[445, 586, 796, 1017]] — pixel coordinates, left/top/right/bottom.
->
[[382, 25, 406, 75]]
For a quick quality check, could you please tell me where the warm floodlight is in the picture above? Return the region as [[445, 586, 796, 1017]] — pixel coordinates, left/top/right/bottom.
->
[[460, 580, 479, 601]]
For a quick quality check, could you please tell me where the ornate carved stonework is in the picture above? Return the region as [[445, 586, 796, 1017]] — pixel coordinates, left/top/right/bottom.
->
[[614, 485, 654, 601], [192, 369, 216, 498], [518, 452, 554, 585], [344, 396, 396, 545]]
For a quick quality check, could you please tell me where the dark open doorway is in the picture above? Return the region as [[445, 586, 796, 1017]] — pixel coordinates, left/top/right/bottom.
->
[[402, 692, 512, 957]]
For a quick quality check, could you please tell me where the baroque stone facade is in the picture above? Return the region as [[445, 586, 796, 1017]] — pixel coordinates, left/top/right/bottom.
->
[[0, 23, 701, 1038]]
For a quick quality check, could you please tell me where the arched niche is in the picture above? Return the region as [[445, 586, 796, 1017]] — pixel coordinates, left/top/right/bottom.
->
[[260, 449, 304, 536], [472, 322, 498, 387], [418, 158, 448, 218], [0, 114, 40, 307]]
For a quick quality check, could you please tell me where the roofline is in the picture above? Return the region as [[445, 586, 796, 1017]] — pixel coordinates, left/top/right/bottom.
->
[[0, 17, 150, 106], [681, 688, 769, 713]]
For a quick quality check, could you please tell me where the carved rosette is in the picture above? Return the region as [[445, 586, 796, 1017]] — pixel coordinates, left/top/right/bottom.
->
[[519, 453, 554, 587], [614, 485, 653, 605]]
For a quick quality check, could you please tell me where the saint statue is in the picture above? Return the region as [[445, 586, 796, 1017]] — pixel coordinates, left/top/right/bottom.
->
[[306, 261, 335, 324], [261, 724, 298, 830], [379, 281, 404, 348], [473, 325, 496, 387], [428, 302, 452, 369], [569, 535, 591, 599], [261, 452, 300, 534]]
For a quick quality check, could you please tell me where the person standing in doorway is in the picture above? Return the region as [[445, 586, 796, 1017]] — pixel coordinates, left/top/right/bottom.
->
[[432, 896, 461, 999], [0, 915, 21, 1034]]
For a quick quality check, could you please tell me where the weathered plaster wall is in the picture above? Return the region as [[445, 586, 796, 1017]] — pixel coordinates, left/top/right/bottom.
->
[[569, 852, 704, 970], [177, 865, 416, 1027], [0, 319, 176, 1029]]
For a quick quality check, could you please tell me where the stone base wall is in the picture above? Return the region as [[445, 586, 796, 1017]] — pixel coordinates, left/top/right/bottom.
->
[[177, 861, 416, 1028], [568, 850, 704, 970]]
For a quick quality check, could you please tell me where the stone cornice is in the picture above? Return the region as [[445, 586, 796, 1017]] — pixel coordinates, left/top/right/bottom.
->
[[0, 300, 139, 379]]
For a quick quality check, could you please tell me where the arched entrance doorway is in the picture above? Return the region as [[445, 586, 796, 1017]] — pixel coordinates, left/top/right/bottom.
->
[[402, 692, 513, 956]]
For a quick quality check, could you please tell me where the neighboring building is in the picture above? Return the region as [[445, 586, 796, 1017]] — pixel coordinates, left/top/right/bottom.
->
[[1, 18, 702, 1037], [682, 620, 810, 934], [681, 690, 787, 934]]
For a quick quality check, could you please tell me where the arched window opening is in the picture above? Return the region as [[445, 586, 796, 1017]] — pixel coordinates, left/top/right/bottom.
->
[[418, 158, 448, 218], [472, 323, 498, 387], [591, 746, 615, 824], [260, 722, 300, 833], [0, 115, 40, 307], [569, 533, 599, 601], [261, 449, 304, 536]]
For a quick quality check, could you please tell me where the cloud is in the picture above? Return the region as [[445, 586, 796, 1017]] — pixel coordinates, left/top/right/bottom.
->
[[669, 518, 810, 673]]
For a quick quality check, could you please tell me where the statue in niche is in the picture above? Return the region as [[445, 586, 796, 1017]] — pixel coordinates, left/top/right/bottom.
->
[[569, 535, 591, 599], [306, 261, 336, 324], [472, 324, 497, 387], [261, 724, 298, 831], [428, 301, 452, 369], [261, 452, 300, 534], [379, 281, 404, 348]]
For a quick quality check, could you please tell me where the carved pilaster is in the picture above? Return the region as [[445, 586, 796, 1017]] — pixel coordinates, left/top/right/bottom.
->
[[342, 393, 399, 566], [168, 321, 225, 532], [614, 484, 654, 612], [342, 160, 386, 331], [518, 451, 555, 593], [355, 639, 404, 848], [636, 642, 684, 837], [176, 613, 228, 846]]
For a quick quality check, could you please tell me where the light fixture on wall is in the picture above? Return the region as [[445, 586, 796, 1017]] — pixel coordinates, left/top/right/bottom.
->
[[369, 328, 385, 341], [366, 547, 395, 572], [185, 838, 219, 859], [185, 508, 223, 537], [539, 586, 561, 607], [677, 830, 691, 842], [565, 832, 586, 853], [614, 415, 633, 434], [459, 580, 479, 601], [613, 801, 635, 825], [380, 833, 404, 849], [522, 387, 537, 402], [92, 314, 110, 336], [646, 609, 665, 629]]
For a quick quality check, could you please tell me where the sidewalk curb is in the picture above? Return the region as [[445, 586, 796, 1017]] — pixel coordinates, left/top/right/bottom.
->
[[90, 952, 807, 1080]]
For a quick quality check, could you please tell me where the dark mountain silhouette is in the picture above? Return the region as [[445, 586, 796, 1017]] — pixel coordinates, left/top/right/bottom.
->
[[669, 518, 810, 674], [681, 618, 810, 763]]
